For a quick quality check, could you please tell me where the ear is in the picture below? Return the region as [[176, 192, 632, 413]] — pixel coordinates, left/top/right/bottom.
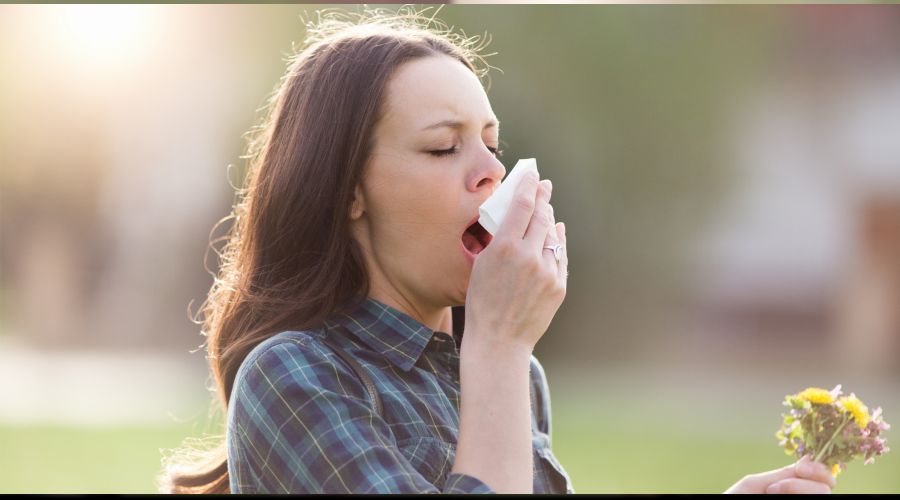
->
[[350, 183, 365, 220]]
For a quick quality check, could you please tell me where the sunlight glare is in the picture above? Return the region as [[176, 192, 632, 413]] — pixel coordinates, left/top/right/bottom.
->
[[54, 5, 161, 73]]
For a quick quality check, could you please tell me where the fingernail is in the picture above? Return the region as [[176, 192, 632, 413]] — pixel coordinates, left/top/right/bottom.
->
[[561, 222, 566, 234], [767, 483, 782, 494], [546, 179, 553, 192]]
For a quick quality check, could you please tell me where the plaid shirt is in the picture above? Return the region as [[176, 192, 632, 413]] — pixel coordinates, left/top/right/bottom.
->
[[226, 296, 575, 494]]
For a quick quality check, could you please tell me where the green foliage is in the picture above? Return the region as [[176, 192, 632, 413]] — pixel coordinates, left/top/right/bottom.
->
[[433, 5, 781, 362]]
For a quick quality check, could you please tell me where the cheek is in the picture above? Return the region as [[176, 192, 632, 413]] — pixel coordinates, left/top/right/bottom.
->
[[367, 167, 460, 233], [363, 155, 468, 283]]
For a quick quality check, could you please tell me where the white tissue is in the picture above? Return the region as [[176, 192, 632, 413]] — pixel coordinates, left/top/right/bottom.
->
[[478, 158, 539, 235]]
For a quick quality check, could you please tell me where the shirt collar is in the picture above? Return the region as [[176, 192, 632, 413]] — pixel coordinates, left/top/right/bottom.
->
[[332, 296, 439, 372]]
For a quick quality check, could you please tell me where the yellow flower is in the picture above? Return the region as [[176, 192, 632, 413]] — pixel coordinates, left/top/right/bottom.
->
[[838, 394, 870, 429], [831, 464, 841, 477], [798, 387, 835, 405]]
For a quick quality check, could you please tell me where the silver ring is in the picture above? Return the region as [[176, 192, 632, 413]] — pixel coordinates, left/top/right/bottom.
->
[[543, 243, 563, 263]]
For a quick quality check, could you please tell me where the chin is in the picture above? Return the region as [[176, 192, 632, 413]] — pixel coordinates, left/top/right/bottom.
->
[[444, 270, 469, 307], [437, 251, 472, 307], [431, 286, 466, 309], [454, 276, 470, 306]]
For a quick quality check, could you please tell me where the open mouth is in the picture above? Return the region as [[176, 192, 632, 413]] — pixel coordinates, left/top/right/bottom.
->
[[461, 219, 493, 256]]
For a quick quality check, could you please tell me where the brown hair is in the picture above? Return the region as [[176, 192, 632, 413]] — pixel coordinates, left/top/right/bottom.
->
[[158, 7, 492, 494]]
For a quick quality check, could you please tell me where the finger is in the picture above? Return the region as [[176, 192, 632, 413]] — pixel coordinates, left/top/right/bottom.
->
[[795, 458, 837, 488], [555, 222, 568, 283], [766, 478, 832, 494], [540, 205, 560, 267], [495, 170, 540, 241], [742, 455, 810, 491], [524, 180, 554, 250]]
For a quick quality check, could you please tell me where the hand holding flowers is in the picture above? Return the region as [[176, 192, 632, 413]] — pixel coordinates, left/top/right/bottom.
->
[[776, 385, 890, 478], [724, 384, 889, 494]]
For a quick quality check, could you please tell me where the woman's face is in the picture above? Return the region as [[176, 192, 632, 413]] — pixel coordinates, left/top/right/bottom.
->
[[351, 54, 505, 316]]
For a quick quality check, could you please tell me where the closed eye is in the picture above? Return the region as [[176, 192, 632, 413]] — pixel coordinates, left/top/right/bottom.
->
[[427, 145, 503, 158], [428, 147, 458, 157]]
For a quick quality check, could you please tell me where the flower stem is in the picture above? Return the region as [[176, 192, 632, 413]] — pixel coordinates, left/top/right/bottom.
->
[[811, 412, 818, 450], [814, 417, 849, 463]]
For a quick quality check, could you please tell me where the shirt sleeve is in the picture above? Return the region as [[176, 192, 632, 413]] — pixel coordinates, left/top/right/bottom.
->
[[226, 338, 495, 494]]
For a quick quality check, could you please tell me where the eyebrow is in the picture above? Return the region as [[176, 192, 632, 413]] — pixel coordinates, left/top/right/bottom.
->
[[421, 119, 500, 131]]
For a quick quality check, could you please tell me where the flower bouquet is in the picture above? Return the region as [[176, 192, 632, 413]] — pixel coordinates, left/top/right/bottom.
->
[[776, 385, 890, 477]]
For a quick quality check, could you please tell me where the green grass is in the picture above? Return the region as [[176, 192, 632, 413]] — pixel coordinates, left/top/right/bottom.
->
[[0, 423, 201, 493], [1, 397, 896, 493], [551, 392, 900, 494]]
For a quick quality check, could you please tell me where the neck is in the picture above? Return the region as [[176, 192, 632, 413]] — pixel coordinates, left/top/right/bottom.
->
[[351, 219, 452, 334], [367, 284, 452, 334]]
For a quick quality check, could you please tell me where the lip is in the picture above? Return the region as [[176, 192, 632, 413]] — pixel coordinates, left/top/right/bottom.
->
[[461, 240, 477, 265]]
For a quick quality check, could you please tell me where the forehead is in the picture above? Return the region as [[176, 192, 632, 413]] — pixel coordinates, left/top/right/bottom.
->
[[379, 55, 496, 131]]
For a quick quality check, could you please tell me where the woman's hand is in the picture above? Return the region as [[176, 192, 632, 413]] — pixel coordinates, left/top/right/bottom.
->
[[724, 455, 836, 494], [464, 170, 568, 351], [454, 170, 567, 493]]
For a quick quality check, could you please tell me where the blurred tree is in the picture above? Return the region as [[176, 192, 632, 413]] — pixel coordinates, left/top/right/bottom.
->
[[439, 5, 775, 363]]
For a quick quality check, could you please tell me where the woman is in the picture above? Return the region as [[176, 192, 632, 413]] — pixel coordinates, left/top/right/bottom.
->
[[160, 10, 837, 494]]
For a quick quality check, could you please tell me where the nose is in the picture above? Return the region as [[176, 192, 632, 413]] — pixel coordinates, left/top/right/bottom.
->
[[467, 146, 506, 193]]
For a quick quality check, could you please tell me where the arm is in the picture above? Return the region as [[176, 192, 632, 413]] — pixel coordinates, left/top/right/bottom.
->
[[457, 173, 567, 494], [227, 340, 493, 494], [452, 338, 534, 494]]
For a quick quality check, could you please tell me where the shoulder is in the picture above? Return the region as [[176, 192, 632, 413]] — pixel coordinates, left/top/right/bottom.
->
[[226, 329, 384, 493], [236, 330, 319, 380], [231, 328, 367, 404], [240, 329, 323, 369]]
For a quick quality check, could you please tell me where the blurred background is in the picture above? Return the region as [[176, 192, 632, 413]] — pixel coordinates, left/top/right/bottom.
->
[[1, 3, 898, 493]]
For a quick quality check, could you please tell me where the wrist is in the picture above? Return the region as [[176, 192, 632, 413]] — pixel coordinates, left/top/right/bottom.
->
[[460, 326, 533, 362]]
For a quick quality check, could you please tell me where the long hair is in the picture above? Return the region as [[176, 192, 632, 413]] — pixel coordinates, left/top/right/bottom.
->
[[158, 8, 492, 494]]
